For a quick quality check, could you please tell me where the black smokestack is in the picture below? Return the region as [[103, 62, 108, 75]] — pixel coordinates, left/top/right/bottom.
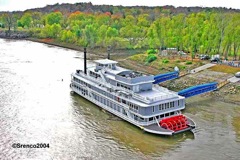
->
[[107, 45, 111, 59], [84, 47, 87, 75]]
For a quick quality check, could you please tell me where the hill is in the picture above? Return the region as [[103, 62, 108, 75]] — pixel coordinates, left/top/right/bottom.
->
[[1, 2, 239, 15]]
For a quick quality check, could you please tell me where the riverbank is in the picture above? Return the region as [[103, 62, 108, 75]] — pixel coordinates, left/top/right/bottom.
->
[[26, 37, 145, 61], [0, 33, 142, 61], [0, 30, 29, 39]]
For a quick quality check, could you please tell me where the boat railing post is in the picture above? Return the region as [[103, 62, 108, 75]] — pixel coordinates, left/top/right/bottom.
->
[[154, 117, 160, 127]]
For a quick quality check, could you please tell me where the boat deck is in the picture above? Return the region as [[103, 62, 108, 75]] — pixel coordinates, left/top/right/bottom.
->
[[144, 124, 174, 135]]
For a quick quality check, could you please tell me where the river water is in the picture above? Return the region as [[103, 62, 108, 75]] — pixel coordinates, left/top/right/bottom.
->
[[0, 39, 239, 160]]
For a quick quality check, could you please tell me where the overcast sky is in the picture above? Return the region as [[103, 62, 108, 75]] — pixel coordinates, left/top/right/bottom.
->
[[0, 0, 239, 11]]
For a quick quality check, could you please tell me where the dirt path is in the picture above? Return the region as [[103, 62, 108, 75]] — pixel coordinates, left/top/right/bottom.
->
[[228, 76, 240, 83], [190, 63, 216, 73]]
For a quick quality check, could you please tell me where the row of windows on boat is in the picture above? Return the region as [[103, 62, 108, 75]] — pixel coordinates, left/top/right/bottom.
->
[[73, 84, 88, 95], [73, 76, 130, 91], [89, 71, 101, 79], [153, 101, 180, 112], [72, 82, 180, 115], [73, 77, 181, 115], [72, 82, 139, 111], [92, 92, 177, 122], [88, 90, 177, 122], [87, 91, 133, 119], [73, 77, 181, 111], [72, 77, 181, 111], [72, 84, 178, 122], [142, 111, 176, 122], [73, 77, 90, 87], [117, 83, 131, 90]]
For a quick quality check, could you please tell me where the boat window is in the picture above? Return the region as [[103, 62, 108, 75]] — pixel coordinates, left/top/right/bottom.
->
[[152, 106, 155, 112], [178, 100, 180, 106], [160, 114, 164, 118], [122, 99, 126, 104], [163, 104, 166, 110], [135, 106, 139, 111], [149, 117, 153, 121], [170, 112, 174, 116], [166, 103, 170, 109], [159, 104, 162, 110], [134, 115, 138, 120]]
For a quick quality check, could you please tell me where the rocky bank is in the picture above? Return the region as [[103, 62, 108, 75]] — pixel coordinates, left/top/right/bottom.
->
[[0, 30, 29, 39]]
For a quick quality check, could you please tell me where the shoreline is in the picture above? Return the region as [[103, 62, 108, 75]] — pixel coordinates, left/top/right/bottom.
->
[[26, 37, 146, 61]]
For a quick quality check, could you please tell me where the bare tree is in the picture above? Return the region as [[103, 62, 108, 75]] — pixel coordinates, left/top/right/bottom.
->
[[2, 12, 17, 36]]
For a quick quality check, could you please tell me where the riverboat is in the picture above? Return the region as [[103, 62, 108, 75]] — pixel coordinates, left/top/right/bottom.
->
[[70, 48, 196, 135]]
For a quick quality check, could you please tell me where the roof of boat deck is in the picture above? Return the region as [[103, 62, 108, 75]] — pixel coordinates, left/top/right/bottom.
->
[[88, 65, 129, 75], [138, 88, 179, 100], [94, 59, 118, 64]]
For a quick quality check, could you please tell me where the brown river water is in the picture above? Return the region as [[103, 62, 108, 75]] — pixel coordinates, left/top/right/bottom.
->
[[0, 39, 239, 160]]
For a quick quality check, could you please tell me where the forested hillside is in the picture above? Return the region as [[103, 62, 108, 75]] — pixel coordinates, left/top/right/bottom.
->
[[0, 2, 239, 59]]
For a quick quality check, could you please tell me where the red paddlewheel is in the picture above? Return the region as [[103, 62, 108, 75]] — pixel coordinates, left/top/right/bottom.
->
[[159, 115, 189, 132]]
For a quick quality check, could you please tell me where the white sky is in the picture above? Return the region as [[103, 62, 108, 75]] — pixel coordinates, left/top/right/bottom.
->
[[0, 0, 239, 11]]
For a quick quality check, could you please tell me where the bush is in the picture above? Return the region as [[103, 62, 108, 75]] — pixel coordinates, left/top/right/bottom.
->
[[162, 59, 169, 64], [147, 49, 158, 54], [236, 86, 240, 90], [185, 61, 192, 65], [130, 54, 147, 62], [179, 65, 186, 70], [175, 60, 181, 63], [146, 54, 157, 63]]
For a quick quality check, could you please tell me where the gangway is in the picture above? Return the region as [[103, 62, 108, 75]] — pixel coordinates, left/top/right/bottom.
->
[[178, 82, 218, 98], [153, 71, 179, 84]]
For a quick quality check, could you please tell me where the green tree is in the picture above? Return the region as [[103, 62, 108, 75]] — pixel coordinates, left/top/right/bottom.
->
[[106, 27, 118, 38], [96, 24, 108, 47], [84, 24, 98, 48], [41, 23, 61, 38], [19, 13, 32, 28], [45, 12, 63, 25], [31, 12, 43, 28]]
